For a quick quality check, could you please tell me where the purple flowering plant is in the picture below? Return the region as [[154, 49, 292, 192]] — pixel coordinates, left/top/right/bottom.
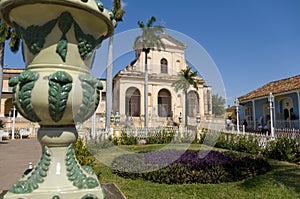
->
[[112, 149, 271, 184]]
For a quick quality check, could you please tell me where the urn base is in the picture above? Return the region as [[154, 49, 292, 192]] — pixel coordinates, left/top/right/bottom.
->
[[4, 188, 104, 199], [4, 126, 104, 199]]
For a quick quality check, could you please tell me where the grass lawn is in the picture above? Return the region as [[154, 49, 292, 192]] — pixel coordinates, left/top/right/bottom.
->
[[93, 144, 300, 199]]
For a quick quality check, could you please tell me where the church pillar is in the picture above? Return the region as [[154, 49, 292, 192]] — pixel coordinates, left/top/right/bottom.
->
[[252, 100, 256, 129]]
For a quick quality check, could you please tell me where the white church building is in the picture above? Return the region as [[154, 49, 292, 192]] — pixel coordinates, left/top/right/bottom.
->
[[111, 33, 212, 126]]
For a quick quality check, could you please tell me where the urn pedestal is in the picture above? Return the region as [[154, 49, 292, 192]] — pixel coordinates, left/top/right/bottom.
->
[[0, 0, 115, 198]]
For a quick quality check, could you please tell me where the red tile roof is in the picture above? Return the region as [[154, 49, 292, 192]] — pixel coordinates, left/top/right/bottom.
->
[[238, 75, 300, 103]]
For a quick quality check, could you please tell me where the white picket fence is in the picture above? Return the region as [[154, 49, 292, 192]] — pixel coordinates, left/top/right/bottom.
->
[[275, 128, 300, 139], [275, 120, 300, 129], [83, 126, 200, 142], [82, 124, 300, 146]]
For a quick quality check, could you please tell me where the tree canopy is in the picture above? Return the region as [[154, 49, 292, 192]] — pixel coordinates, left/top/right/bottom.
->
[[0, 21, 20, 52], [113, 0, 125, 23], [212, 94, 226, 116], [172, 66, 199, 127], [172, 66, 198, 93], [134, 16, 165, 53]]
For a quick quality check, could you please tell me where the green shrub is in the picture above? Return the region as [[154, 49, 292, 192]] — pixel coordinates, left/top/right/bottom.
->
[[215, 133, 262, 155], [120, 132, 137, 145], [74, 138, 101, 178], [236, 135, 261, 155], [264, 136, 300, 163], [146, 130, 175, 144], [9, 129, 20, 139], [215, 132, 299, 164], [215, 133, 227, 148]]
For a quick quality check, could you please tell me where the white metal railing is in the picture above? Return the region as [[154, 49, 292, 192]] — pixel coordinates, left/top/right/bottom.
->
[[235, 120, 300, 132], [83, 126, 200, 142], [275, 120, 300, 129], [82, 120, 300, 145], [0, 129, 9, 140], [275, 128, 300, 138], [118, 126, 178, 139], [0, 127, 35, 139], [217, 130, 272, 148]]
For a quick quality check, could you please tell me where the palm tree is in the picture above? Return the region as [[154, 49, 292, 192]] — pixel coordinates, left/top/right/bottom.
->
[[212, 94, 225, 116], [172, 66, 198, 127], [0, 21, 20, 103], [105, 0, 125, 128], [135, 16, 165, 127]]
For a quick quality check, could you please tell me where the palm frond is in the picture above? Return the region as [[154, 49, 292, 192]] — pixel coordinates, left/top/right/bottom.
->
[[0, 22, 9, 43], [146, 16, 156, 27], [113, 0, 125, 22], [172, 66, 199, 92], [138, 21, 144, 28], [0, 21, 21, 53], [136, 17, 166, 53], [9, 29, 20, 52]]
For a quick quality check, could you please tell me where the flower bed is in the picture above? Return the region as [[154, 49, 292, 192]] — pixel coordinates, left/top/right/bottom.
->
[[112, 150, 271, 184]]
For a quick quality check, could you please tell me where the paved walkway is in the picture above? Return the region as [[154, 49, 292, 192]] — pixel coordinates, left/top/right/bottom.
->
[[0, 139, 126, 198], [0, 138, 41, 191]]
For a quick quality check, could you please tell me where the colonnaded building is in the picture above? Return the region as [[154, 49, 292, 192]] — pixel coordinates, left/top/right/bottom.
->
[[1, 33, 213, 127]]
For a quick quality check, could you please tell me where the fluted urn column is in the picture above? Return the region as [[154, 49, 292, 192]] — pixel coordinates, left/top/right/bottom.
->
[[0, 0, 115, 198]]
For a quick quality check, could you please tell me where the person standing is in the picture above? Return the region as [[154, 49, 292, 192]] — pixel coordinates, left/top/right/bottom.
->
[[242, 119, 248, 131]]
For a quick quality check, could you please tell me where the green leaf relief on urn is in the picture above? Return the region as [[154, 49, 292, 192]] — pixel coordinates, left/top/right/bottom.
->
[[12, 11, 108, 62], [74, 74, 101, 123], [13, 19, 57, 55], [8, 71, 41, 122], [48, 71, 73, 123]]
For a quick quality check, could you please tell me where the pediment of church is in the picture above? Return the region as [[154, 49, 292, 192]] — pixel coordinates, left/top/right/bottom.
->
[[160, 38, 177, 47], [159, 34, 186, 50], [134, 33, 187, 51]]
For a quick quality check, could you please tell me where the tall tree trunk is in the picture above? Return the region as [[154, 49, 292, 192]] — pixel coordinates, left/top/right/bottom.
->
[[0, 42, 4, 113], [144, 51, 148, 127], [185, 90, 188, 128], [105, 36, 113, 128]]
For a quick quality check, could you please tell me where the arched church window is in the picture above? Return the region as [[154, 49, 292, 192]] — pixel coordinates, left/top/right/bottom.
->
[[158, 89, 172, 117], [160, 58, 168, 74], [281, 97, 293, 120], [4, 98, 13, 117], [187, 91, 199, 117], [125, 87, 141, 117]]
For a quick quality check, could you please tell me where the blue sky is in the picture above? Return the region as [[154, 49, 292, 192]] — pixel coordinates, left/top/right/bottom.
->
[[4, 0, 300, 106]]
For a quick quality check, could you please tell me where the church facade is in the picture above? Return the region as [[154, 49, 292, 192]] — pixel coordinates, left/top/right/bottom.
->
[[112, 34, 212, 126]]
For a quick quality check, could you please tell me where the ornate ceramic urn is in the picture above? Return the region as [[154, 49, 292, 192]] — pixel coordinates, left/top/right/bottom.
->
[[0, 0, 115, 198]]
